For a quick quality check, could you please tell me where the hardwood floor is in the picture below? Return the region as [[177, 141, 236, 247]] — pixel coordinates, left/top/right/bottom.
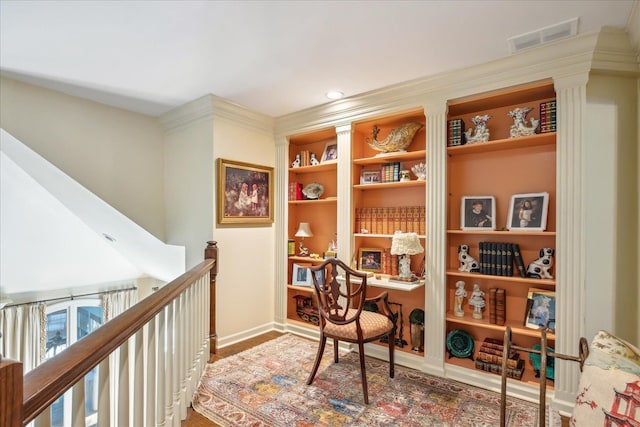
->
[[182, 330, 570, 426], [181, 331, 284, 426]]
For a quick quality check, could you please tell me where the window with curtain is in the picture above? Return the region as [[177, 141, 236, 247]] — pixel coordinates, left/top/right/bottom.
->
[[46, 300, 103, 427]]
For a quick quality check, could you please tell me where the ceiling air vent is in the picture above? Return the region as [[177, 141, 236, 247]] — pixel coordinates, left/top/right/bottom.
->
[[508, 17, 579, 53]]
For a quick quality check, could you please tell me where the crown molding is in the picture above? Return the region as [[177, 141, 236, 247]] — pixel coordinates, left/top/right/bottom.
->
[[159, 94, 274, 135], [275, 28, 637, 137]]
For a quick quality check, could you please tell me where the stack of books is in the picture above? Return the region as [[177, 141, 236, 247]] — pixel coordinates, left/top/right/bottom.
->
[[539, 100, 557, 133], [447, 118, 466, 146], [475, 338, 524, 380], [478, 242, 526, 277]]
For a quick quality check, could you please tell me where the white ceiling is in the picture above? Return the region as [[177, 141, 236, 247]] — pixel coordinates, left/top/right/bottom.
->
[[0, 1, 636, 118]]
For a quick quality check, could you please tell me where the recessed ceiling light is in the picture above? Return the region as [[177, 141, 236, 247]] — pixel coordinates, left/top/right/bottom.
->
[[326, 91, 344, 100]]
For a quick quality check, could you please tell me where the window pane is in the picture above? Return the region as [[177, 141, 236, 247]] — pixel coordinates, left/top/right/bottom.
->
[[77, 306, 103, 339], [46, 309, 68, 358]]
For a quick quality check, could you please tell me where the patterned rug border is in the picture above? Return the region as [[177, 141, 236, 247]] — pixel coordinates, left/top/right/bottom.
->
[[192, 333, 547, 426]]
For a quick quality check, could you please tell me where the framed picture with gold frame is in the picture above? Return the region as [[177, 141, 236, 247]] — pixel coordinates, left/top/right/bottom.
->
[[358, 248, 383, 273], [217, 158, 274, 225]]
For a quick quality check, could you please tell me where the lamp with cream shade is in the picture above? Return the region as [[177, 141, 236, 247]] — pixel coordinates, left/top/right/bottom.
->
[[294, 222, 313, 256], [390, 231, 424, 282]]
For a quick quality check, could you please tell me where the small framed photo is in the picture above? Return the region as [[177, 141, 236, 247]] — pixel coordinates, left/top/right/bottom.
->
[[507, 192, 549, 231], [358, 248, 383, 272], [461, 196, 496, 230], [360, 169, 381, 184], [525, 288, 556, 331], [321, 142, 338, 163], [292, 264, 312, 287]]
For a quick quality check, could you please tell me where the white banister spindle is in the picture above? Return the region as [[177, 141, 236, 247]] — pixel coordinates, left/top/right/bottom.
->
[[71, 381, 85, 427], [165, 302, 175, 425], [117, 340, 130, 426], [177, 292, 187, 419], [145, 318, 157, 427], [133, 329, 144, 426], [157, 307, 167, 427], [97, 358, 110, 427]]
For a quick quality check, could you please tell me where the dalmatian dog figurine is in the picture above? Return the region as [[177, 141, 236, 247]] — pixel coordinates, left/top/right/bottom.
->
[[291, 154, 301, 168], [310, 153, 320, 166], [458, 244, 480, 273], [526, 248, 555, 279]]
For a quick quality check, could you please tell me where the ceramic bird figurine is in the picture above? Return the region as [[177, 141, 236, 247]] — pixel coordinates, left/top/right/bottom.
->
[[366, 122, 423, 153]]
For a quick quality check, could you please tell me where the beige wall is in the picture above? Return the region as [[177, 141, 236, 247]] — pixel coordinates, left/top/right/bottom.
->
[[586, 74, 639, 344], [0, 77, 166, 240]]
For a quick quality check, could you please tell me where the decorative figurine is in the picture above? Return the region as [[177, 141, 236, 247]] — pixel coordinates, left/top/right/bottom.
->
[[458, 244, 480, 272], [454, 281, 467, 317], [399, 170, 410, 181], [291, 154, 301, 168], [468, 284, 485, 319], [310, 153, 320, 166], [526, 247, 555, 279], [411, 162, 427, 180], [508, 107, 539, 138], [464, 114, 491, 144], [366, 122, 423, 153]]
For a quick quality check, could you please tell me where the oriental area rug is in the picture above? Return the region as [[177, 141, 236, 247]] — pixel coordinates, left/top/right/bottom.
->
[[192, 334, 549, 426]]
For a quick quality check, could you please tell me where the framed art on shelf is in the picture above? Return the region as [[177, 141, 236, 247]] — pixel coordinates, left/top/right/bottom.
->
[[525, 288, 556, 331], [321, 142, 338, 163], [461, 196, 496, 230], [217, 158, 274, 225], [360, 169, 381, 184], [507, 192, 549, 231], [358, 248, 383, 273], [292, 264, 312, 287]]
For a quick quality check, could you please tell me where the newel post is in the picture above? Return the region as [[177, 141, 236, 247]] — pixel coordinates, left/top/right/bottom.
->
[[0, 357, 23, 427], [204, 241, 219, 354]]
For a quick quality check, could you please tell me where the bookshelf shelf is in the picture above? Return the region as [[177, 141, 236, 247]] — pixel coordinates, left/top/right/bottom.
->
[[353, 180, 425, 190], [445, 312, 555, 340], [353, 149, 426, 165], [446, 270, 555, 287], [288, 197, 337, 205], [288, 161, 337, 174], [446, 132, 555, 156]]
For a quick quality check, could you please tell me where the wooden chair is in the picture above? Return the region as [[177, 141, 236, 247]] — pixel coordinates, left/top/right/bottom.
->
[[306, 258, 396, 404]]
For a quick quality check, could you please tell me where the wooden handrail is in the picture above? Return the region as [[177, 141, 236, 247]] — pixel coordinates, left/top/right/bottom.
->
[[15, 241, 218, 426]]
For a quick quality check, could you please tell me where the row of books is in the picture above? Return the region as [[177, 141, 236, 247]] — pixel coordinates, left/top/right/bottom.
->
[[381, 162, 401, 182], [288, 182, 304, 200], [478, 242, 526, 278], [447, 118, 465, 146], [539, 100, 557, 133], [488, 288, 506, 326], [355, 206, 425, 235], [475, 337, 525, 380]]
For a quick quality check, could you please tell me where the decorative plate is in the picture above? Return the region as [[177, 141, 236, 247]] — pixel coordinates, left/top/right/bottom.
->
[[446, 329, 474, 359], [529, 344, 555, 379], [302, 182, 324, 200]]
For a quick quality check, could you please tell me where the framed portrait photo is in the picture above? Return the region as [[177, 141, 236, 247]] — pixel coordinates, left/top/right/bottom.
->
[[507, 192, 549, 231], [292, 264, 312, 287], [358, 248, 383, 273], [525, 288, 556, 331], [321, 142, 338, 163], [461, 196, 496, 230], [217, 158, 274, 225], [360, 169, 381, 184]]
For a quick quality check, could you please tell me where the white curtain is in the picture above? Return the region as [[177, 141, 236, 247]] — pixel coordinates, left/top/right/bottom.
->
[[102, 288, 139, 426], [102, 288, 138, 322], [0, 303, 46, 372]]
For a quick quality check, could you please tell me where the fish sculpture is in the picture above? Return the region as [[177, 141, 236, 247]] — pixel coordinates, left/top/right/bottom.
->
[[366, 122, 423, 153]]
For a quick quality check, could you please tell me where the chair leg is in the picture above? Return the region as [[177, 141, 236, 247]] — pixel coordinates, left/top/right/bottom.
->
[[358, 341, 369, 404], [307, 335, 327, 385], [388, 329, 395, 378], [333, 338, 339, 363]]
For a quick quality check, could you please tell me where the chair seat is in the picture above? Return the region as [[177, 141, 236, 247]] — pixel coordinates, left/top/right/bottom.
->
[[324, 309, 394, 341]]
